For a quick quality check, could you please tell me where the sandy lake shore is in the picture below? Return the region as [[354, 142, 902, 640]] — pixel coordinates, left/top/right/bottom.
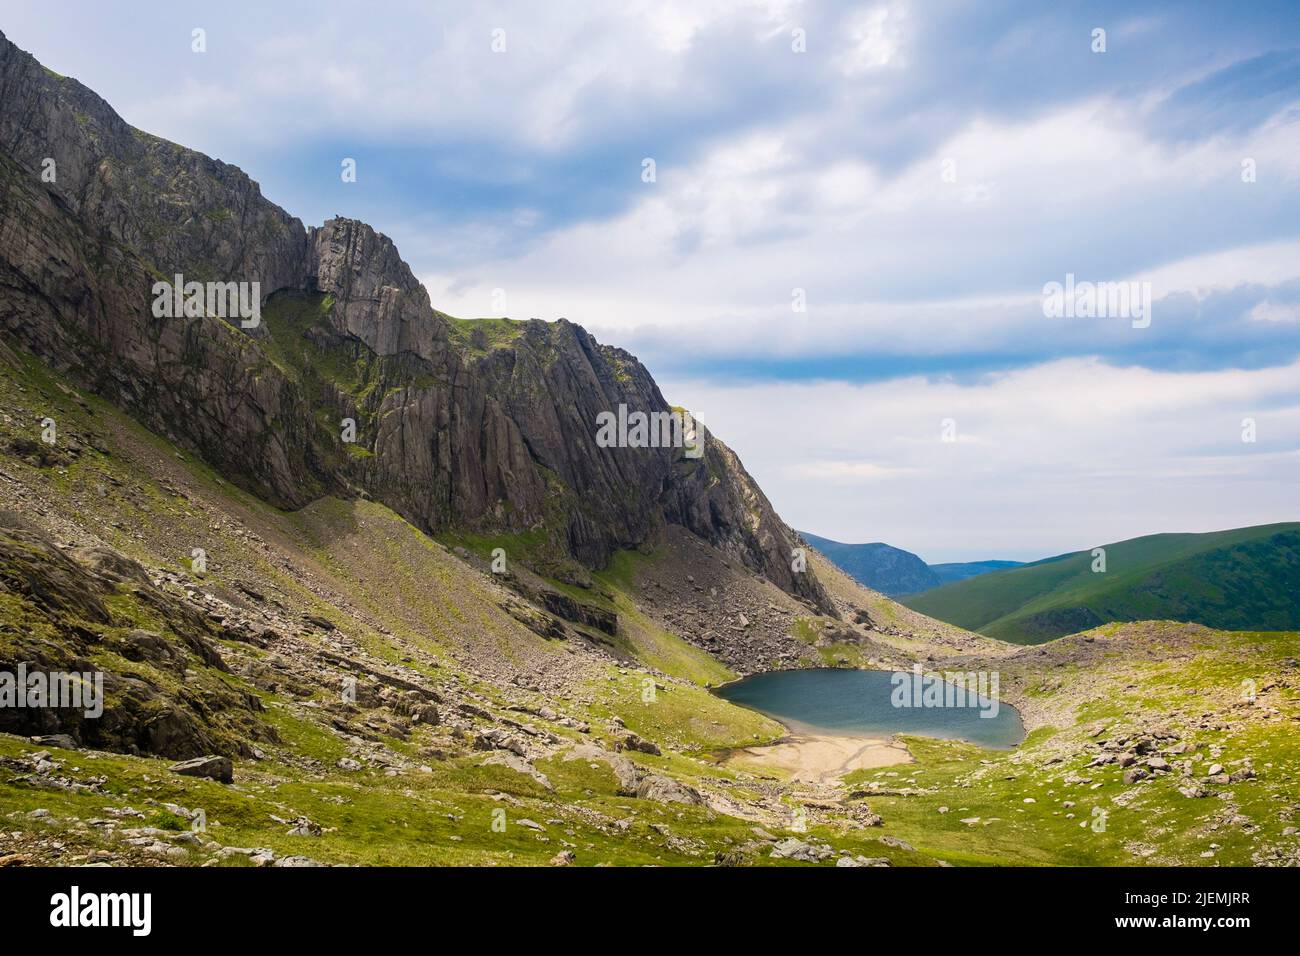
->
[[725, 732, 913, 784]]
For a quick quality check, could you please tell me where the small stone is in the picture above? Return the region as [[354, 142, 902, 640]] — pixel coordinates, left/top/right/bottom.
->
[[878, 836, 914, 850]]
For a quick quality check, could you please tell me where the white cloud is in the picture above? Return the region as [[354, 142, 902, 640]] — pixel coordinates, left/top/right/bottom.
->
[[835, 2, 907, 74], [105, 1, 806, 154], [785, 460, 919, 482], [1249, 298, 1300, 324], [421, 91, 1300, 361], [663, 359, 1300, 561]]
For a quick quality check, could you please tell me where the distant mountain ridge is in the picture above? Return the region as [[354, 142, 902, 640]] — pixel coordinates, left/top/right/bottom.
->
[[800, 534, 937, 596], [800, 532, 1021, 597], [902, 522, 1300, 644], [930, 560, 1025, 587]]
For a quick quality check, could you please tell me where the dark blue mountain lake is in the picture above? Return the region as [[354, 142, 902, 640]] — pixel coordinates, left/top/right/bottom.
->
[[716, 668, 1025, 749]]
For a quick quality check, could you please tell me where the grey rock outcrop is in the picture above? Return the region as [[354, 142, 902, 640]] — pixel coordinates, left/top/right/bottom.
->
[[306, 218, 448, 363]]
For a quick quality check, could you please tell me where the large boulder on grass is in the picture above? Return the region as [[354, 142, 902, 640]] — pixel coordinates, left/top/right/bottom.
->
[[169, 755, 233, 784]]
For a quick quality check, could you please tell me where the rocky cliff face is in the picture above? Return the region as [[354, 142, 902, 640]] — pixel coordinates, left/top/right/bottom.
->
[[0, 38, 306, 295], [0, 30, 831, 614], [306, 218, 448, 364]]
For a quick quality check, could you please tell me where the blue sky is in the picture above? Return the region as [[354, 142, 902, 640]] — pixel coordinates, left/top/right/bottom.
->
[[5, 1, 1300, 561]]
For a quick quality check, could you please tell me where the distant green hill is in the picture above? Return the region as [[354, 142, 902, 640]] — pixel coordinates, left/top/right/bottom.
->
[[901, 523, 1300, 644]]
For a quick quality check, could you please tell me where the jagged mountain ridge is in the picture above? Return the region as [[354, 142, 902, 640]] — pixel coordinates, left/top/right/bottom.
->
[[0, 30, 829, 614], [929, 560, 1025, 587]]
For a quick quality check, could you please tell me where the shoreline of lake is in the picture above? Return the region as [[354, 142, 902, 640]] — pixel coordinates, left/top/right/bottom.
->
[[722, 730, 914, 784], [713, 667, 1025, 782]]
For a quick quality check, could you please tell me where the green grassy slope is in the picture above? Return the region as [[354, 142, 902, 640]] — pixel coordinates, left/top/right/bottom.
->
[[902, 524, 1300, 643]]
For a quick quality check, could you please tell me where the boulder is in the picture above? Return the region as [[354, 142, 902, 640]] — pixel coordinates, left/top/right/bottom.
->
[[615, 732, 661, 756], [770, 838, 833, 862], [481, 752, 554, 791], [562, 743, 640, 795], [168, 755, 233, 784], [877, 835, 914, 851], [634, 774, 703, 806]]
